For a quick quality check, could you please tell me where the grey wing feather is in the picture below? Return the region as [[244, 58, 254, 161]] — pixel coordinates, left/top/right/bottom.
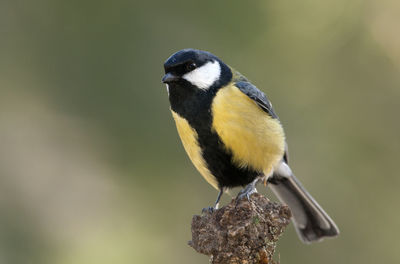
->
[[235, 81, 278, 119]]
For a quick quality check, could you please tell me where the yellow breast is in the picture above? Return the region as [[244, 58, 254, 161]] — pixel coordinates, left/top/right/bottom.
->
[[211, 84, 285, 174], [171, 111, 219, 189]]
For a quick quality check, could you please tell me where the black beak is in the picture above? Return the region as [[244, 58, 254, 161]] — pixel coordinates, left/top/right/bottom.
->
[[162, 72, 179, 83]]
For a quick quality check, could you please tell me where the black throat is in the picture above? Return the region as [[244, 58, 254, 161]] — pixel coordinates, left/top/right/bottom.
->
[[168, 61, 232, 125], [168, 63, 260, 189]]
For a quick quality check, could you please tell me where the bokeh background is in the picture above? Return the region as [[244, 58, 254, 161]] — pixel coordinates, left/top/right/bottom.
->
[[1, 0, 400, 263]]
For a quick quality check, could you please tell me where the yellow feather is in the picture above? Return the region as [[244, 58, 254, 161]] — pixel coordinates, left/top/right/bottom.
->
[[171, 110, 219, 189], [211, 84, 285, 175]]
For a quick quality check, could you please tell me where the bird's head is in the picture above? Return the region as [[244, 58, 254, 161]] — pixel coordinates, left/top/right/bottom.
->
[[162, 49, 232, 94]]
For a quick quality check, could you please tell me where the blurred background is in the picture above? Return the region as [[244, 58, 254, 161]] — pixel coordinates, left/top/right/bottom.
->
[[1, 0, 399, 263]]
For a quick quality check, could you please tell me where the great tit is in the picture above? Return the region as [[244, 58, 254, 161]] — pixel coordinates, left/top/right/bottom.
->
[[162, 49, 339, 243]]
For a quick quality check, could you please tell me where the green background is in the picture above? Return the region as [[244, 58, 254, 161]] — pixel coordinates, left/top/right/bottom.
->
[[1, 0, 400, 263]]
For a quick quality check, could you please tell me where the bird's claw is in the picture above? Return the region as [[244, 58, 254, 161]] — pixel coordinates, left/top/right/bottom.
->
[[237, 191, 253, 202], [236, 182, 258, 204], [202, 206, 216, 214]]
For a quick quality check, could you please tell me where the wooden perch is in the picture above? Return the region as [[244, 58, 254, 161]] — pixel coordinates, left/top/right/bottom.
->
[[189, 193, 291, 264]]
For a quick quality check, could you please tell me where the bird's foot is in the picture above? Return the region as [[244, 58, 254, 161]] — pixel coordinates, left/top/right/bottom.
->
[[202, 206, 216, 214], [201, 189, 224, 214], [237, 180, 259, 202], [237, 187, 257, 202]]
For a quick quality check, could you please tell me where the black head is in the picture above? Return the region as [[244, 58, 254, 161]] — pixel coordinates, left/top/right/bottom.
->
[[162, 49, 232, 91]]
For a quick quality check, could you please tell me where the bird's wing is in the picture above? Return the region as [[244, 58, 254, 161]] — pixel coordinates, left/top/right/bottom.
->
[[234, 81, 278, 119], [235, 81, 289, 162], [283, 142, 289, 163]]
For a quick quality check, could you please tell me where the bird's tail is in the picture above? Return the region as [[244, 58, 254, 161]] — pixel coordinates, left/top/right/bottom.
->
[[268, 162, 339, 243]]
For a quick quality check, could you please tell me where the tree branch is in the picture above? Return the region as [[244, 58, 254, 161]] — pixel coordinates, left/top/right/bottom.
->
[[189, 193, 291, 264]]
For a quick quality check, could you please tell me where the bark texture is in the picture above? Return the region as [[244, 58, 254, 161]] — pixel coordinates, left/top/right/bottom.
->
[[189, 193, 291, 264]]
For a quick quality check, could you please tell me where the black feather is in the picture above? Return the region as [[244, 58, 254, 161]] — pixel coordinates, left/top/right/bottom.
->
[[235, 81, 278, 119]]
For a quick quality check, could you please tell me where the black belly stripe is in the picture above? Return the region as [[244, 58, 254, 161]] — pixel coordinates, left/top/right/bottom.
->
[[169, 82, 260, 189], [198, 128, 260, 188]]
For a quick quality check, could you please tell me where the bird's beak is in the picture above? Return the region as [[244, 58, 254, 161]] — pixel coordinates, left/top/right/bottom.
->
[[162, 72, 179, 83]]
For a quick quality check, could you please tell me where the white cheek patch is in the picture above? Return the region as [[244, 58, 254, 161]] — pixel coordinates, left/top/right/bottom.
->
[[183, 60, 221, 90]]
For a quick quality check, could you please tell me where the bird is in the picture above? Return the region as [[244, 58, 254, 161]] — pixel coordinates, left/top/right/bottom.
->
[[162, 48, 339, 243]]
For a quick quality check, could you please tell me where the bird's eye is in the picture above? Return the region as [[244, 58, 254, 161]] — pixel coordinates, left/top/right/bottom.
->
[[186, 62, 197, 72]]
